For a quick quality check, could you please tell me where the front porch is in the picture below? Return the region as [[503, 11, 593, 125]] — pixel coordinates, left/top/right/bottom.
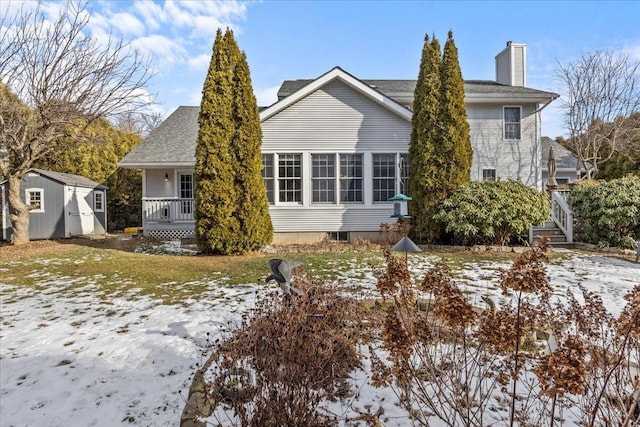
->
[[142, 198, 195, 239]]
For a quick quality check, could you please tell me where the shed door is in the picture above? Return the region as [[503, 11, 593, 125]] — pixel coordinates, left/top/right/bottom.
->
[[68, 187, 94, 236]]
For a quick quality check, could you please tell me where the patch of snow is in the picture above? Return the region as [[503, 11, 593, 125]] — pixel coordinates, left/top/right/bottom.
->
[[1, 250, 638, 426]]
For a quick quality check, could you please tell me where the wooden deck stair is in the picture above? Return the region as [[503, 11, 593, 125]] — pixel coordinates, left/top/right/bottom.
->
[[530, 220, 573, 248], [529, 190, 575, 248]]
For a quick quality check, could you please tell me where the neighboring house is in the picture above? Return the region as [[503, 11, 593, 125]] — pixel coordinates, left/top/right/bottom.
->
[[119, 41, 559, 244], [541, 136, 585, 188], [1, 169, 108, 242]]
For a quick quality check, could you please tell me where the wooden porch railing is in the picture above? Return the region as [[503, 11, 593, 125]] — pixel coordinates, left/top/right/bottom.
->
[[143, 198, 195, 223], [550, 190, 573, 243]]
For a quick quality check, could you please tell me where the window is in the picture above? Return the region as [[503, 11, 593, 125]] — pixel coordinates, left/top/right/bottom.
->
[[399, 153, 410, 195], [339, 154, 363, 203], [262, 154, 274, 204], [25, 188, 44, 213], [482, 169, 497, 181], [327, 231, 349, 242], [278, 154, 302, 203], [312, 154, 336, 203], [179, 174, 194, 215], [94, 191, 104, 212], [504, 107, 521, 140], [373, 154, 396, 202]]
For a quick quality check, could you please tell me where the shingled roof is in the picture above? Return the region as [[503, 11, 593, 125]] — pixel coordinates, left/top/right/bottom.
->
[[30, 169, 107, 189], [541, 137, 580, 170], [119, 106, 199, 167], [278, 78, 558, 103]]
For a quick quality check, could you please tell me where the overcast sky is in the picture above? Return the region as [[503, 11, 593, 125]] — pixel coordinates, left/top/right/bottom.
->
[[3, 0, 639, 138]]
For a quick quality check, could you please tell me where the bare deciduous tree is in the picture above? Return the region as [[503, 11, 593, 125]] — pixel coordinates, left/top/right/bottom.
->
[[114, 111, 164, 137], [556, 50, 640, 179], [0, 1, 154, 245]]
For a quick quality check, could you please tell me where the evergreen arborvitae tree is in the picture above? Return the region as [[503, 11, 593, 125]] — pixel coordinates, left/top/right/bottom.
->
[[227, 31, 273, 252], [195, 29, 273, 254], [195, 29, 241, 254], [439, 31, 472, 197], [409, 34, 443, 242], [409, 31, 472, 243]]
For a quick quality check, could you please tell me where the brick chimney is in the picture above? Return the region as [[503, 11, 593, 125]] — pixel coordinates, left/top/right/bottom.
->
[[495, 41, 527, 87]]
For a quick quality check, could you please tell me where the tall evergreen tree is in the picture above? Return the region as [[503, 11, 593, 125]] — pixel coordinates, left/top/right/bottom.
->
[[439, 31, 472, 192], [195, 29, 272, 254], [409, 31, 472, 243], [226, 31, 273, 252], [408, 34, 443, 242], [195, 29, 240, 254]]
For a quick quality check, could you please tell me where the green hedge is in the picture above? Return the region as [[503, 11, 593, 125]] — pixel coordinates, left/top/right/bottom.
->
[[569, 176, 640, 249], [434, 180, 550, 245]]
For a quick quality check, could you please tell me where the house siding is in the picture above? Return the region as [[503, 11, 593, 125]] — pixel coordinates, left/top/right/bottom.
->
[[496, 52, 512, 86], [468, 103, 540, 187], [145, 169, 174, 198], [513, 46, 525, 86], [260, 79, 410, 238], [262, 80, 410, 152]]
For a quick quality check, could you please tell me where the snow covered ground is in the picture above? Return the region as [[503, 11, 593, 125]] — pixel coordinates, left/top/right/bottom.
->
[[1, 244, 638, 426]]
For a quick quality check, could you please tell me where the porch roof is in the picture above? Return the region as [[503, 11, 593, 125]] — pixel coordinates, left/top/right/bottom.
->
[[119, 106, 199, 168]]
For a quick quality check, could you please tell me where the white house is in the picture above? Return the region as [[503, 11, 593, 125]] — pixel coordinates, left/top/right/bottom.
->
[[119, 42, 559, 243]]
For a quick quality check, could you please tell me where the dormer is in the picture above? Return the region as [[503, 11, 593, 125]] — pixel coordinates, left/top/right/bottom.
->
[[495, 41, 527, 87]]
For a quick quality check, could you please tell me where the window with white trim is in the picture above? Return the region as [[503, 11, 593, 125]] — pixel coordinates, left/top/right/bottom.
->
[[373, 153, 397, 202], [262, 154, 274, 204], [278, 154, 302, 203], [26, 188, 44, 212], [504, 107, 521, 140], [179, 174, 194, 214], [482, 169, 497, 181], [94, 191, 104, 212], [312, 154, 336, 203], [400, 153, 410, 195], [339, 154, 363, 203]]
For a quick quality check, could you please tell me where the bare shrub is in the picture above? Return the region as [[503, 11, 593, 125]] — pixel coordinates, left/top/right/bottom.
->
[[370, 243, 640, 427], [202, 274, 372, 426]]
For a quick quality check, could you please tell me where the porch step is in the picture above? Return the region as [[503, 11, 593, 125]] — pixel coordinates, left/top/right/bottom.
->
[[530, 224, 573, 248]]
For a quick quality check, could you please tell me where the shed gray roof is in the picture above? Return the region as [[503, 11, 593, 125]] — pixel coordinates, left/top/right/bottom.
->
[[30, 169, 108, 189], [541, 137, 579, 170]]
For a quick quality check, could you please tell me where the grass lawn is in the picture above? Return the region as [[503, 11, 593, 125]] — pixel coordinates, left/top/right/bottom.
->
[[1, 236, 638, 426]]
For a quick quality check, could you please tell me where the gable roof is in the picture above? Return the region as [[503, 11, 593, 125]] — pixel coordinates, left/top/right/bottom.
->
[[278, 78, 558, 104], [260, 67, 413, 122], [30, 169, 107, 189], [119, 66, 559, 168], [119, 106, 199, 168]]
